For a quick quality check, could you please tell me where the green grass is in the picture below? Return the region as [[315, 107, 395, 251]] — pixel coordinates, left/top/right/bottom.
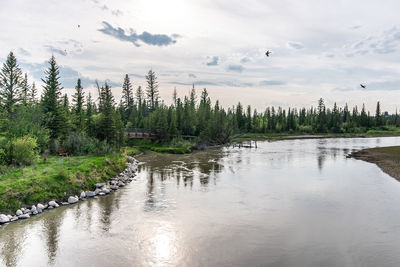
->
[[126, 139, 193, 154], [0, 153, 127, 213]]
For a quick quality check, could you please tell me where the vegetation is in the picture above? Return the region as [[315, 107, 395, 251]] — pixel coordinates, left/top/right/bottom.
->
[[0, 50, 400, 168], [0, 153, 127, 212]]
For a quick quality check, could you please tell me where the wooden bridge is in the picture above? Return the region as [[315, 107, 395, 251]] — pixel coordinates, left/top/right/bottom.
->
[[125, 128, 160, 139]]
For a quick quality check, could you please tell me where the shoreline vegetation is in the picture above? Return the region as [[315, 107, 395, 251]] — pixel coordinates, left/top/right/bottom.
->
[[351, 146, 400, 181]]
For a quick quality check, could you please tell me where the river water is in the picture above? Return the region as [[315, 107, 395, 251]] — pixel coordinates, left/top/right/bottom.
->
[[1, 137, 400, 267]]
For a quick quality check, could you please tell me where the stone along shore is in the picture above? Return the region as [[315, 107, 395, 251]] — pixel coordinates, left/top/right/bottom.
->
[[0, 156, 139, 226]]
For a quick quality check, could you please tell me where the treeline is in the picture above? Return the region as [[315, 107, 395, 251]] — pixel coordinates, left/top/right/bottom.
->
[[0, 51, 399, 166]]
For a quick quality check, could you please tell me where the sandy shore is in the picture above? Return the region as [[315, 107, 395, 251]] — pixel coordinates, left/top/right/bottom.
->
[[351, 146, 400, 181]]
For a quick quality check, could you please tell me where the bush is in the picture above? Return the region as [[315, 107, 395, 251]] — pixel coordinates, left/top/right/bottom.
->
[[0, 148, 6, 165], [11, 136, 38, 165]]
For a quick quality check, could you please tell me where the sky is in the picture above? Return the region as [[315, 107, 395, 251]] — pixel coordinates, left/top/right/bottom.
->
[[1, 0, 400, 112]]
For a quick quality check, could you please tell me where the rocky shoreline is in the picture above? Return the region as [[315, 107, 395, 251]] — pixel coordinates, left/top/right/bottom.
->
[[0, 156, 139, 226]]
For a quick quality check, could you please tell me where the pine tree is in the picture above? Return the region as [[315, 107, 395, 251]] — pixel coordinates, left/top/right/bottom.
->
[[41, 55, 66, 140], [121, 74, 133, 112], [172, 87, 177, 106], [98, 83, 116, 144], [20, 73, 30, 105], [30, 82, 37, 103], [136, 85, 144, 107], [145, 69, 159, 110], [85, 92, 95, 137], [375, 101, 382, 127], [72, 79, 85, 131], [0, 52, 23, 115]]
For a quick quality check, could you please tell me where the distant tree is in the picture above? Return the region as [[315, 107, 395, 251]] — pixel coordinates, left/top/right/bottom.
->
[[20, 73, 30, 105], [172, 87, 177, 106], [98, 83, 116, 144], [30, 82, 37, 103], [121, 74, 133, 110], [85, 92, 95, 137], [145, 69, 159, 110], [0, 52, 23, 116], [375, 101, 382, 127], [72, 78, 85, 131]]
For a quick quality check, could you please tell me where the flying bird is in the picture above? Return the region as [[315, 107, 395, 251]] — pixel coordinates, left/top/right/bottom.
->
[[265, 50, 271, 57], [78, 24, 80, 28], [360, 84, 366, 88]]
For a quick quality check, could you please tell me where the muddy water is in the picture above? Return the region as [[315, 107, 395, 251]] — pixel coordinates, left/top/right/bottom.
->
[[1, 137, 400, 267]]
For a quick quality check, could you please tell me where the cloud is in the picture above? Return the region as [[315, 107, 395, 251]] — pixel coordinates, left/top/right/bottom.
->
[[287, 41, 304, 50], [240, 57, 250, 63], [227, 64, 244, 72], [98, 21, 179, 47], [347, 27, 400, 55], [18, 48, 31, 57], [350, 25, 362, 30], [206, 56, 219, 66], [44, 45, 67, 56], [169, 81, 218, 86], [259, 80, 286, 86], [21, 61, 119, 88], [91, 0, 123, 16], [188, 73, 197, 78]]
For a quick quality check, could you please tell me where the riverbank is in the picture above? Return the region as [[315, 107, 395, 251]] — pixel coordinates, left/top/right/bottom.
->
[[233, 127, 400, 142], [0, 152, 133, 213], [351, 146, 400, 181]]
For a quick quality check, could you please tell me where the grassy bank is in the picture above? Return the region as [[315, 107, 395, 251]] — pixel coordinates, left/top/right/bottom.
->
[[126, 139, 193, 154], [233, 127, 400, 141], [352, 146, 400, 181], [0, 153, 128, 213]]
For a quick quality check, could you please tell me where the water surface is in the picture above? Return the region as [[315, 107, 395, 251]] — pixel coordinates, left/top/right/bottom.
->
[[1, 137, 400, 267]]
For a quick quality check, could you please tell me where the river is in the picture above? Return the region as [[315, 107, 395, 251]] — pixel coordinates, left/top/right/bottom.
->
[[1, 137, 400, 267]]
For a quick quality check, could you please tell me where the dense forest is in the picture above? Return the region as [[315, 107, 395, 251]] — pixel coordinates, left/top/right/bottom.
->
[[0, 51, 399, 166]]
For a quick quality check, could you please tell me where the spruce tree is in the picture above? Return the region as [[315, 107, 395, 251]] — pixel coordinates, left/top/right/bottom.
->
[[72, 79, 85, 131], [30, 82, 37, 103], [20, 73, 30, 105], [41, 55, 66, 140], [0, 52, 23, 115], [145, 69, 159, 110], [85, 92, 95, 137], [375, 101, 382, 127], [121, 74, 133, 112]]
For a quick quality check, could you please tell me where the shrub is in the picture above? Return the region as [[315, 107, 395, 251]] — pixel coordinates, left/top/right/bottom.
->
[[11, 136, 38, 165]]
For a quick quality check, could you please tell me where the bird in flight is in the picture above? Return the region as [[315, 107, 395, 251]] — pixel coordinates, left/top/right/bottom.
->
[[78, 24, 80, 28], [265, 50, 271, 57], [360, 83, 366, 88]]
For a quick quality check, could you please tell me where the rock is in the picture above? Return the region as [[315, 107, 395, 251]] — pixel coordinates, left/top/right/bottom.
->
[[101, 188, 110, 194], [68, 196, 79, 204], [16, 209, 23, 216], [94, 183, 105, 188], [85, 191, 96, 197], [49, 200, 58, 207], [94, 188, 101, 195], [98, 192, 105, 196], [23, 208, 30, 214], [110, 185, 119, 190], [61, 202, 69, 206], [31, 205, 37, 212], [0, 214, 10, 224], [37, 207, 42, 213], [118, 182, 125, 187], [80, 191, 86, 199], [10, 216, 18, 222], [37, 203, 45, 210], [32, 210, 38, 215], [18, 214, 30, 219], [7, 215, 12, 220], [48, 206, 54, 209]]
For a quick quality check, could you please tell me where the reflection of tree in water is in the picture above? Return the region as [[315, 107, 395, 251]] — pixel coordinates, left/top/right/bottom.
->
[[97, 194, 117, 232], [0, 224, 25, 267], [42, 213, 63, 265]]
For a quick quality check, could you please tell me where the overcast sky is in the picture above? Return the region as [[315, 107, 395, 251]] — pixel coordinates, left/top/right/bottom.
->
[[1, 0, 400, 112]]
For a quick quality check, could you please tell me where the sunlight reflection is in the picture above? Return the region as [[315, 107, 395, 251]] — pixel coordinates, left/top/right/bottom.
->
[[149, 221, 178, 266]]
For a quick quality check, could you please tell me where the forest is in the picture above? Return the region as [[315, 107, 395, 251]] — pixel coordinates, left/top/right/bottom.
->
[[1, 51, 399, 166]]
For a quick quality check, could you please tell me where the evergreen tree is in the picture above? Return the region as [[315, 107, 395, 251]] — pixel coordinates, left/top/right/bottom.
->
[[0, 52, 23, 116], [85, 92, 95, 137], [98, 83, 116, 144], [145, 69, 159, 110], [41, 55, 66, 140], [121, 74, 133, 122], [20, 73, 30, 105], [30, 82, 37, 103], [72, 78, 85, 131], [375, 101, 382, 127]]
